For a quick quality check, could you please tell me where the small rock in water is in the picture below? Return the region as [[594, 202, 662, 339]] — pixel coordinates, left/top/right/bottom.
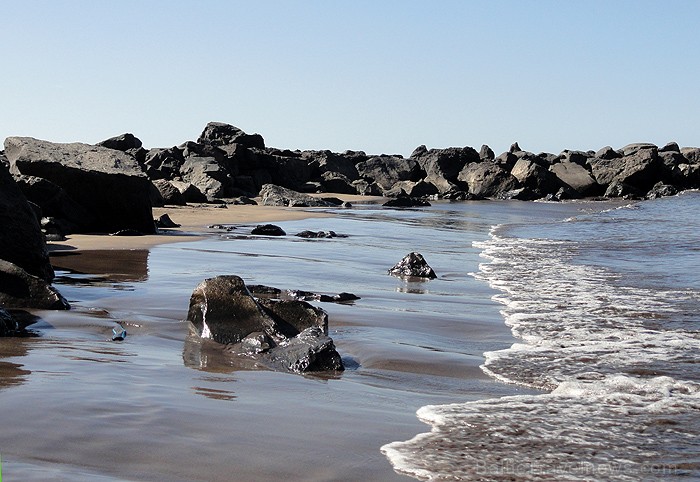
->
[[155, 213, 181, 228], [112, 325, 127, 341], [388, 252, 437, 279], [251, 224, 286, 236]]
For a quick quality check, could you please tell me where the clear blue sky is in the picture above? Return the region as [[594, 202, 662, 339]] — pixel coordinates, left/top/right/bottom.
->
[[2, 0, 699, 156]]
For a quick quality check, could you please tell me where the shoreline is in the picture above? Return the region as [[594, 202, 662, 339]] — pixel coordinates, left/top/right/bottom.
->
[[48, 194, 385, 252]]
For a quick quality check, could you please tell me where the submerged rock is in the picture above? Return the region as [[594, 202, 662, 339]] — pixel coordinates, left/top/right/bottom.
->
[[251, 224, 286, 236], [388, 252, 437, 279], [186, 275, 343, 372]]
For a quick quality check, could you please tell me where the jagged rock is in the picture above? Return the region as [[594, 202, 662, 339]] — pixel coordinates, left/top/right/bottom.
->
[[152, 179, 187, 205], [303, 150, 360, 181], [412, 147, 478, 194], [179, 156, 230, 199], [549, 161, 599, 196], [155, 213, 180, 228], [383, 194, 431, 208], [97, 133, 143, 151], [0, 259, 69, 310], [352, 179, 383, 196], [197, 122, 265, 149], [384, 180, 439, 198], [595, 146, 622, 160], [142, 147, 185, 180], [604, 180, 642, 199], [251, 224, 286, 236], [356, 155, 423, 191], [589, 147, 662, 193], [660, 142, 680, 153], [0, 164, 54, 282], [559, 150, 591, 166], [5, 137, 155, 234], [258, 184, 337, 207], [646, 182, 678, 199], [681, 147, 700, 164], [479, 144, 495, 161], [617, 143, 657, 157], [320, 171, 357, 194], [186, 275, 343, 372], [457, 161, 519, 197], [388, 252, 437, 279], [169, 181, 208, 203], [510, 158, 562, 195], [499, 187, 540, 201], [295, 230, 340, 239]]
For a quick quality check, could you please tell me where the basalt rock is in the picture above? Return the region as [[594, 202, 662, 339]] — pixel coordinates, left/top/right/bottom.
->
[[5, 137, 155, 234], [356, 155, 423, 191], [152, 179, 187, 205], [411, 146, 479, 194], [258, 184, 337, 207], [549, 161, 600, 196], [0, 164, 54, 282], [197, 122, 265, 150], [388, 252, 437, 279], [186, 275, 343, 372], [0, 259, 70, 310], [251, 224, 286, 236], [457, 161, 519, 198]]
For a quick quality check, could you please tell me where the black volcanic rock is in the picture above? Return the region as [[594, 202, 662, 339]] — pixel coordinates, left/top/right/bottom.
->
[[388, 252, 437, 279], [197, 122, 265, 150]]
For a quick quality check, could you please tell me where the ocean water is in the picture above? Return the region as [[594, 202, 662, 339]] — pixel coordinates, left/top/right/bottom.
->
[[382, 191, 700, 481], [1, 194, 697, 480]]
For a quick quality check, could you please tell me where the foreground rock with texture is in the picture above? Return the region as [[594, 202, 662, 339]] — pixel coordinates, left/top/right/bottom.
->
[[186, 275, 343, 373], [0, 259, 70, 310]]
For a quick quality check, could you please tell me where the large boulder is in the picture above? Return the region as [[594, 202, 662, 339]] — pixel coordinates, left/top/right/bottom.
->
[[258, 184, 338, 207], [510, 158, 562, 195], [197, 122, 265, 150], [0, 259, 69, 310], [549, 161, 599, 196], [186, 275, 343, 372], [179, 156, 231, 199], [356, 155, 423, 191], [588, 147, 663, 194], [0, 163, 54, 282], [97, 133, 142, 151], [5, 137, 155, 234], [388, 252, 437, 279], [457, 161, 519, 197], [303, 150, 361, 181], [411, 146, 479, 194], [141, 147, 185, 180]]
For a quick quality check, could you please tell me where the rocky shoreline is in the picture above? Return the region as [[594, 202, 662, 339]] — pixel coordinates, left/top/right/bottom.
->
[[1, 121, 698, 365]]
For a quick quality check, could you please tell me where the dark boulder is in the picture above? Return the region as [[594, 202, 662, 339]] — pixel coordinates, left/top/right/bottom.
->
[[258, 184, 338, 207], [251, 224, 286, 236], [155, 213, 180, 228], [170, 181, 208, 203], [141, 147, 185, 180], [384, 180, 439, 198], [479, 144, 495, 161], [510, 158, 562, 195], [549, 161, 599, 196], [320, 171, 358, 195], [5, 137, 155, 234], [97, 133, 143, 152], [0, 164, 54, 282], [595, 146, 622, 160], [179, 156, 230, 199], [589, 147, 663, 194], [356, 156, 423, 191], [295, 230, 340, 239], [303, 150, 360, 181], [457, 161, 519, 197], [646, 182, 678, 200], [152, 179, 187, 205], [186, 275, 343, 373], [559, 150, 591, 166], [412, 146, 479, 194], [197, 122, 265, 150], [0, 308, 18, 336], [383, 192, 431, 208], [617, 143, 657, 157], [388, 252, 437, 279], [659, 142, 680, 153], [681, 147, 700, 164], [604, 180, 642, 199], [0, 259, 69, 310]]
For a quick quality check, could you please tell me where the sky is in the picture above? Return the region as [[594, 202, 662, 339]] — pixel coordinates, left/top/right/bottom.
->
[[2, 0, 699, 156]]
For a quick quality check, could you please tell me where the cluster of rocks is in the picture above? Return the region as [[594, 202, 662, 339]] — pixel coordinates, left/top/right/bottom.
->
[[186, 275, 344, 373], [3, 122, 698, 239]]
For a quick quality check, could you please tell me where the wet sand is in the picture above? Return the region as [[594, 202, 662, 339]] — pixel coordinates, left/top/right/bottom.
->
[[1, 196, 534, 481]]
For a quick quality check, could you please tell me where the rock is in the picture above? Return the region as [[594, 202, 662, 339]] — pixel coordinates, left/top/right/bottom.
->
[[617, 143, 657, 157], [197, 122, 265, 150], [186, 275, 343, 372], [589, 147, 662, 193], [251, 224, 286, 236], [659, 142, 680, 153], [479, 144, 495, 161], [559, 150, 591, 166], [258, 184, 338, 207], [187, 275, 278, 345], [383, 193, 431, 207], [356, 156, 423, 191], [319, 171, 358, 194], [595, 146, 621, 160], [169, 181, 208, 203], [412, 146, 479, 194], [141, 147, 185, 180], [352, 179, 383, 196], [457, 161, 519, 197], [604, 180, 642, 199], [388, 252, 437, 279], [151, 179, 187, 205], [303, 150, 360, 181], [295, 230, 340, 239], [155, 213, 180, 228], [5, 137, 155, 234], [646, 182, 678, 199], [257, 299, 328, 337], [509, 142, 522, 153], [0, 164, 55, 282], [268, 326, 344, 372], [499, 187, 540, 201], [0, 259, 70, 310], [549, 161, 599, 196], [97, 133, 143, 151], [384, 180, 439, 198], [0, 308, 18, 336], [681, 147, 700, 164], [179, 156, 230, 199], [510, 158, 562, 195]]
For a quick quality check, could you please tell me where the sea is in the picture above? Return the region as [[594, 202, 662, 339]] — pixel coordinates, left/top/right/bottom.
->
[[0, 192, 698, 481]]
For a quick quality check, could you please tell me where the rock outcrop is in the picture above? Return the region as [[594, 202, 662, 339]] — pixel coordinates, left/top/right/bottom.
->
[[388, 252, 437, 279], [186, 275, 343, 373], [5, 137, 155, 234], [0, 259, 70, 310]]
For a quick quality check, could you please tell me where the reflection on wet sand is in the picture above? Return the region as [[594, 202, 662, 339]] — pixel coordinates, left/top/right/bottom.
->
[[0, 336, 31, 389], [50, 249, 150, 282]]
